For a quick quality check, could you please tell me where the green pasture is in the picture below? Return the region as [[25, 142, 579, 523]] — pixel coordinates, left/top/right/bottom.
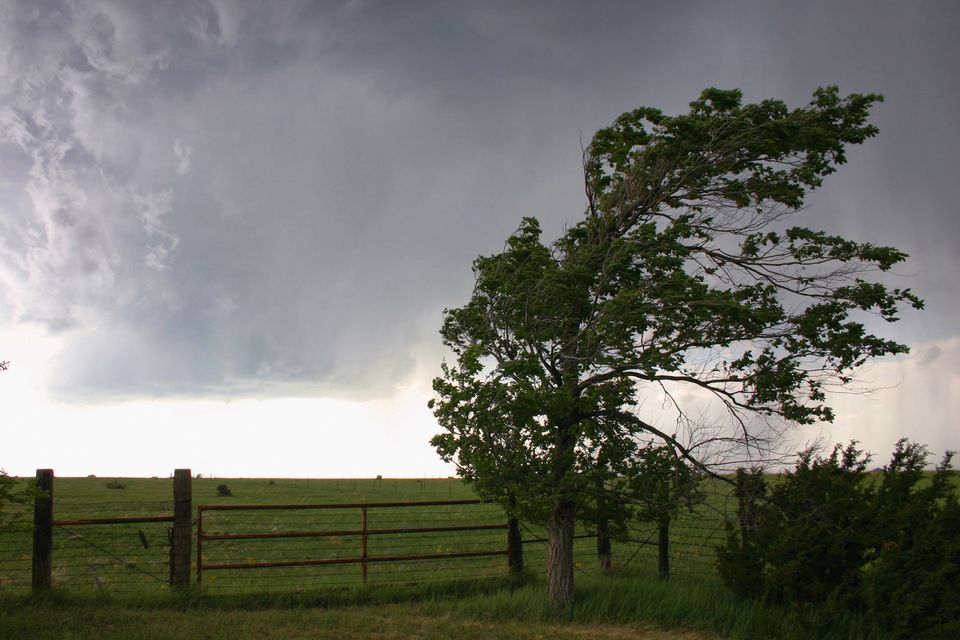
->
[[0, 476, 731, 598], [0, 475, 910, 640]]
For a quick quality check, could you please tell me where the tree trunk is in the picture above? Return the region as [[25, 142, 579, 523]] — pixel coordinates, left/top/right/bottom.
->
[[596, 516, 611, 574], [658, 514, 670, 580], [546, 499, 576, 611], [595, 471, 612, 573], [507, 516, 523, 573]]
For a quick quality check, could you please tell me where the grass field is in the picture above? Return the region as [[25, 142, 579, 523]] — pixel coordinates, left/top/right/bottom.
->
[[0, 476, 730, 597], [0, 475, 903, 640]]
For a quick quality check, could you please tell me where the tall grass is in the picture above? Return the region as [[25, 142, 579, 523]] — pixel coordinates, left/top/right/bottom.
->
[[427, 571, 890, 640]]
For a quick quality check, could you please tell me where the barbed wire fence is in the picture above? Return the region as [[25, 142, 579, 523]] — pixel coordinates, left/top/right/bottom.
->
[[49, 499, 175, 594], [1, 473, 736, 597], [0, 505, 32, 591]]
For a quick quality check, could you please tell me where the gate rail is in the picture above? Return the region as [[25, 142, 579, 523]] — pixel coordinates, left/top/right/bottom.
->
[[196, 499, 516, 586]]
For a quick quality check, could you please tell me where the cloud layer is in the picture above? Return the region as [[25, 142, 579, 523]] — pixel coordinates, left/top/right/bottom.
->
[[1, 0, 957, 403]]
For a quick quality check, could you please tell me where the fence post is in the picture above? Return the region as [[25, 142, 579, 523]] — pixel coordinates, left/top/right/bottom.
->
[[32, 469, 54, 591], [171, 468, 192, 589], [507, 516, 523, 573], [658, 515, 670, 580], [361, 506, 368, 584], [196, 506, 203, 586]]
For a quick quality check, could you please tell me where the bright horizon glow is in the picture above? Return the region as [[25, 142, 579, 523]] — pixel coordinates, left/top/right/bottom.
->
[[2, 325, 456, 478], [3, 325, 957, 479]]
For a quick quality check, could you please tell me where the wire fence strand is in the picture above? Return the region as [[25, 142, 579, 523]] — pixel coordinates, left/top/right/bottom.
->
[[1, 479, 738, 595]]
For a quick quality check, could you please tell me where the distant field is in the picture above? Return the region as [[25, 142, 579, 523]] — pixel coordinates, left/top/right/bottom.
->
[[0, 476, 730, 598]]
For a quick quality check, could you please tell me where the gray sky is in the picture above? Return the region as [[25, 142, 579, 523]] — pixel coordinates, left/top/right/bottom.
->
[[1, 1, 957, 476]]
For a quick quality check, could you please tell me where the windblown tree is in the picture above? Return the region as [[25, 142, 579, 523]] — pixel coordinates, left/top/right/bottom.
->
[[429, 87, 922, 609]]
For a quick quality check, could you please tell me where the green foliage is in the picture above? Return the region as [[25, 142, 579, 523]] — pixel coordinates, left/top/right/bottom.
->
[[717, 440, 958, 638], [618, 444, 704, 530], [764, 443, 874, 610], [862, 446, 960, 639], [431, 86, 920, 540], [0, 470, 37, 530], [216, 483, 233, 497]]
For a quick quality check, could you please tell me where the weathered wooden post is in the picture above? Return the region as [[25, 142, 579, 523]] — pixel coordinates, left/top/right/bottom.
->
[[657, 481, 670, 581], [507, 516, 523, 573], [32, 469, 54, 591], [596, 476, 612, 574], [171, 468, 192, 589], [361, 506, 369, 584], [658, 515, 670, 580], [596, 521, 612, 574], [595, 456, 613, 574]]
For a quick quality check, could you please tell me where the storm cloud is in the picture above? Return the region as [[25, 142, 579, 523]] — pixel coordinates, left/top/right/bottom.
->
[[1, 0, 957, 405]]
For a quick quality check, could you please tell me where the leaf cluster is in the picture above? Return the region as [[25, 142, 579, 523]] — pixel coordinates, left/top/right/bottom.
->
[[0, 470, 38, 530]]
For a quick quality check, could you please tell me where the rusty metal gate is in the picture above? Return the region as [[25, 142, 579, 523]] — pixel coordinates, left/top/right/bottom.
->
[[196, 499, 514, 592]]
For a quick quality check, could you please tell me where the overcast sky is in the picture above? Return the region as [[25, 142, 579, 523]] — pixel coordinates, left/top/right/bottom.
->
[[1, 0, 957, 477]]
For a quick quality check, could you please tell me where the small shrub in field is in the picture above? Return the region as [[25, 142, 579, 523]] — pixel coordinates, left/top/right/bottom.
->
[[106, 481, 126, 490], [216, 483, 232, 497]]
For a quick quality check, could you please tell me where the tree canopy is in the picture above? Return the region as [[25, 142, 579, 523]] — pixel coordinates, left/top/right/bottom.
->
[[429, 87, 922, 608]]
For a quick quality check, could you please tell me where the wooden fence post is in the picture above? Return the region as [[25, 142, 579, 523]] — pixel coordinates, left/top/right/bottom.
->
[[32, 469, 54, 591], [361, 506, 368, 584], [171, 469, 192, 589], [658, 515, 670, 580], [507, 516, 523, 573]]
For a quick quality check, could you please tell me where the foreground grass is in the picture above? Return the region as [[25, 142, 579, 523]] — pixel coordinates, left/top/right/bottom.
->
[[427, 573, 889, 640], [0, 573, 888, 640], [0, 596, 720, 640], [0, 607, 719, 640]]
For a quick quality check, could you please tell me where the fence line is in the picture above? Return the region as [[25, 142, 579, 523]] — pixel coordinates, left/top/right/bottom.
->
[[0, 471, 732, 596]]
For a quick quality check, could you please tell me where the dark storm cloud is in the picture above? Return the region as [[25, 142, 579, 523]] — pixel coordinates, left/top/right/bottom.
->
[[0, 0, 956, 399]]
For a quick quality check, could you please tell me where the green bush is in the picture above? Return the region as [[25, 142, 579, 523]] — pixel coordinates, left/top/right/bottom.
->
[[862, 447, 959, 639], [718, 440, 958, 638]]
